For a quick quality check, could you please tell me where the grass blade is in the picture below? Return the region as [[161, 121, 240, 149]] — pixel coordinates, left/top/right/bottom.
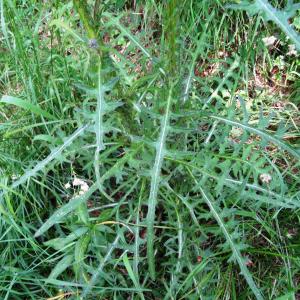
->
[[123, 253, 145, 300], [1, 95, 56, 120]]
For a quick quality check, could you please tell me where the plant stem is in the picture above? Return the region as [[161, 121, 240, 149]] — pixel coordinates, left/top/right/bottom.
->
[[165, 0, 179, 77], [73, 0, 98, 42]]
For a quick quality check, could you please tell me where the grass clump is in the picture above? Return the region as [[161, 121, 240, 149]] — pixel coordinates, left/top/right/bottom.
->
[[0, 0, 300, 299]]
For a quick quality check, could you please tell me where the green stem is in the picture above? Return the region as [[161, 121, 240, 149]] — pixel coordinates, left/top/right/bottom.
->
[[165, 0, 179, 77], [73, 0, 98, 42], [73, 0, 103, 61]]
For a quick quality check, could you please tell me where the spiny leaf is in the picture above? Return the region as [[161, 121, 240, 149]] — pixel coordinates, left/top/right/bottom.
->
[[95, 62, 105, 153], [198, 186, 263, 300], [169, 157, 299, 208], [229, 0, 300, 49], [50, 19, 84, 42], [103, 12, 152, 60], [203, 56, 240, 109], [212, 115, 300, 159], [44, 227, 89, 250], [147, 86, 173, 279], [0, 124, 89, 205], [176, 260, 209, 295], [35, 148, 137, 238], [74, 77, 119, 96], [34, 183, 98, 238], [74, 234, 90, 278], [82, 233, 121, 297], [94, 61, 106, 196], [182, 14, 213, 103], [47, 254, 73, 280]]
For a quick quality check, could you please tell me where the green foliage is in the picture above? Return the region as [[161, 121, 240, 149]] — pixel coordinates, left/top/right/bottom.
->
[[146, 85, 174, 279], [0, 0, 300, 299], [0, 95, 56, 120], [198, 185, 263, 300], [229, 0, 300, 49]]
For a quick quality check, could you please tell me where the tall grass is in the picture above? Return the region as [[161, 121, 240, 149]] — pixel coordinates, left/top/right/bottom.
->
[[0, 0, 300, 299]]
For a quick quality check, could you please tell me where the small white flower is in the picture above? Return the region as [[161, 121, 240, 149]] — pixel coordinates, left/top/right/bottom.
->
[[64, 182, 71, 189], [72, 177, 89, 194], [73, 178, 85, 186], [262, 36, 277, 47], [260, 173, 272, 184], [287, 44, 298, 56], [80, 182, 89, 193]]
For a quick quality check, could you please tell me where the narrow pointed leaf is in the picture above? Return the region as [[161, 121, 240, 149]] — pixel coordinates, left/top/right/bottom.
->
[[212, 116, 300, 159], [35, 183, 97, 237], [1, 95, 56, 120], [229, 0, 300, 49], [48, 254, 73, 280], [146, 87, 173, 279], [198, 186, 263, 300]]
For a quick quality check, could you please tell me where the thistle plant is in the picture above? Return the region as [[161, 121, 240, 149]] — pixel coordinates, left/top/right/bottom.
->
[[0, 0, 299, 299]]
